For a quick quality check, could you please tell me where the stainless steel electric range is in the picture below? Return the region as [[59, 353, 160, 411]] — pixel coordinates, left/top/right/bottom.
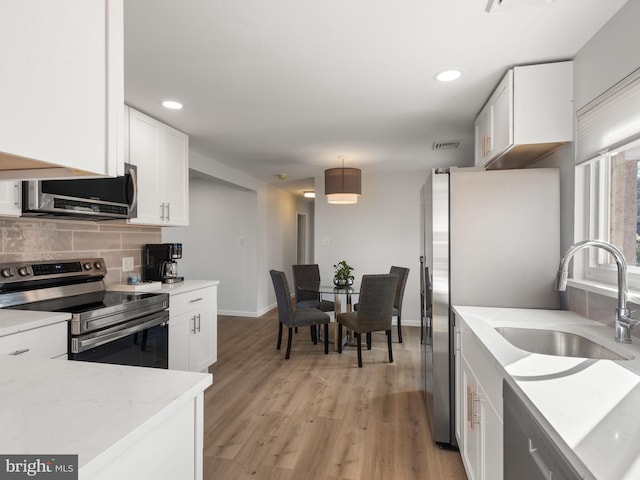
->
[[0, 258, 169, 368]]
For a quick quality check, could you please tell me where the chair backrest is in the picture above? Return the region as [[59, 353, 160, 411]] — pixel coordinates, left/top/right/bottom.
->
[[292, 264, 321, 303], [389, 266, 410, 310], [356, 274, 397, 331], [425, 266, 432, 316], [269, 270, 293, 325]]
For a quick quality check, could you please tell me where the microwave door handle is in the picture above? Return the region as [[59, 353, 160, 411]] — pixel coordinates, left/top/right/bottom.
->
[[127, 166, 138, 213]]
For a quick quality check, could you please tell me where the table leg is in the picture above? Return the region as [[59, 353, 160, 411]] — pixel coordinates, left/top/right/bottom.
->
[[333, 291, 341, 351]]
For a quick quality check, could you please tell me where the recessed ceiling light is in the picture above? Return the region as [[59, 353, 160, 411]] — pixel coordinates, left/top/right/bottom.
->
[[435, 70, 462, 82], [162, 100, 183, 110]]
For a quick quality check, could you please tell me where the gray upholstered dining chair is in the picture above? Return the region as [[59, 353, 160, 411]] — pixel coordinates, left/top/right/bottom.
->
[[389, 266, 410, 343], [336, 274, 397, 368], [353, 265, 410, 343], [292, 264, 335, 343], [269, 270, 330, 359]]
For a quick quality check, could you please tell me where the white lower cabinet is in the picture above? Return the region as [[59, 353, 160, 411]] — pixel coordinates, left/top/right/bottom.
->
[[168, 285, 217, 372], [0, 321, 67, 359], [85, 393, 205, 480], [456, 313, 503, 480]]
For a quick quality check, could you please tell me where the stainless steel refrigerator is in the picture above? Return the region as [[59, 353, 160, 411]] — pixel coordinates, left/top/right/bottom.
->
[[420, 167, 561, 448]]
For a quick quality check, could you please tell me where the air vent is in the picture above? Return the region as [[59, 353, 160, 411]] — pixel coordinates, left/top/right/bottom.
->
[[432, 141, 460, 151], [485, 0, 556, 13]]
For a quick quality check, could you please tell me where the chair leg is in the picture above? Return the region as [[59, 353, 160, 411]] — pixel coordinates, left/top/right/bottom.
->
[[285, 327, 293, 359], [397, 314, 403, 343], [324, 323, 329, 354], [338, 323, 343, 354], [311, 325, 318, 344], [366, 332, 372, 350], [356, 333, 363, 368], [387, 329, 393, 363], [277, 322, 283, 350]]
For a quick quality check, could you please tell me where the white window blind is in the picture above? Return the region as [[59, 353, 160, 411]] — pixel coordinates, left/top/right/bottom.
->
[[576, 68, 640, 164]]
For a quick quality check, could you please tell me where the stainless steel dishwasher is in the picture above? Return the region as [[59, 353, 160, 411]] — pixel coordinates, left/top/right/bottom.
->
[[503, 380, 589, 480]]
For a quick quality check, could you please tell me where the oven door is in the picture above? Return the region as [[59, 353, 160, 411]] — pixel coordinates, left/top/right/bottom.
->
[[69, 309, 169, 369]]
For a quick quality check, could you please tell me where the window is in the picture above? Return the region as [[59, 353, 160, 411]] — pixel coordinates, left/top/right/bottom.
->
[[576, 68, 640, 291], [579, 141, 640, 288]]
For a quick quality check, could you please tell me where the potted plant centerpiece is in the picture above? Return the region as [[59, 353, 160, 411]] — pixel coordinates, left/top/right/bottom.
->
[[333, 260, 354, 287]]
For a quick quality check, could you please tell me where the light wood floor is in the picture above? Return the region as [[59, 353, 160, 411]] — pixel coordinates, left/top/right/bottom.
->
[[203, 310, 467, 480]]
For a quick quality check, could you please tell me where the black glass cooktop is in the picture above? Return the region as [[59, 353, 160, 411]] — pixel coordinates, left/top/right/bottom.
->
[[10, 291, 163, 314]]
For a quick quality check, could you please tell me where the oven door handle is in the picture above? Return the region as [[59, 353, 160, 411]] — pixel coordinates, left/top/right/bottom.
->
[[72, 311, 168, 353]]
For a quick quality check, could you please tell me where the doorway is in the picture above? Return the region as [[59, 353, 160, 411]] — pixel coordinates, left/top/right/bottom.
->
[[297, 213, 307, 264]]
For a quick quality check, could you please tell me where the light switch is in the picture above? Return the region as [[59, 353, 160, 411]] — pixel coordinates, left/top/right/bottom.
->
[[122, 257, 134, 272]]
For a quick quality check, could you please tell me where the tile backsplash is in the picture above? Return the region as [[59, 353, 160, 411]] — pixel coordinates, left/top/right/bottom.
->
[[567, 285, 640, 338], [0, 217, 160, 285]]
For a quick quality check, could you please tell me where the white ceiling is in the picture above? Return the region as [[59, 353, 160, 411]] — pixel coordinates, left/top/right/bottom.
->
[[123, 0, 627, 195]]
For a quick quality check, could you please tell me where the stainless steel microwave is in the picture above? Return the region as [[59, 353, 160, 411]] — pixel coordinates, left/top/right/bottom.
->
[[22, 163, 137, 220]]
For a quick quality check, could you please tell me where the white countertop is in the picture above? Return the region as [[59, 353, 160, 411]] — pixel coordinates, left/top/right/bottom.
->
[[148, 279, 219, 295], [0, 309, 70, 337], [0, 354, 212, 476], [453, 306, 640, 480]]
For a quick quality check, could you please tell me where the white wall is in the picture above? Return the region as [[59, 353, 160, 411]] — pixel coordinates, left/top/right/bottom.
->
[[165, 150, 300, 316], [314, 171, 425, 326], [573, 0, 640, 112], [163, 176, 259, 315], [533, 0, 640, 254]]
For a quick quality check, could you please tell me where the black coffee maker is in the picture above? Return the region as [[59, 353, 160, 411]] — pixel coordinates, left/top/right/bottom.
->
[[143, 243, 184, 283]]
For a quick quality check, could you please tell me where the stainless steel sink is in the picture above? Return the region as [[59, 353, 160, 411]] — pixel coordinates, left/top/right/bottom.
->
[[495, 327, 630, 360]]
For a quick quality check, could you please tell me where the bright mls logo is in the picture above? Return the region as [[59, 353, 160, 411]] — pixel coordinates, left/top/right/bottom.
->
[[0, 455, 77, 479]]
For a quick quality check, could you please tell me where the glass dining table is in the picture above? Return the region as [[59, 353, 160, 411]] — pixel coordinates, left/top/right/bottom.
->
[[298, 281, 360, 351]]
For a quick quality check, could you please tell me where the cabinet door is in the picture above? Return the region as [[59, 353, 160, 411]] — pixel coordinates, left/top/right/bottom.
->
[[162, 127, 189, 226], [0, 0, 123, 178], [0, 181, 21, 217], [127, 107, 189, 226], [128, 108, 164, 225], [168, 311, 191, 371], [189, 309, 216, 372], [481, 385, 503, 480], [474, 107, 492, 166], [490, 72, 513, 160], [461, 361, 482, 480]]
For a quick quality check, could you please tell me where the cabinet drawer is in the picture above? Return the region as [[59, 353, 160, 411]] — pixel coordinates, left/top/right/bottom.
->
[[170, 287, 215, 316], [460, 321, 504, 420], [0, 322, 67, 359]]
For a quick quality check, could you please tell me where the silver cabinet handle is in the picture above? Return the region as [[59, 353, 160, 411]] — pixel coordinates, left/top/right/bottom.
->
[[196, 313, 201, 332], [9, 348, 30, 356], [13, 182, 20, 206], [528, 439, 553, 480], [165, 203, 170, 221], [160, 202, 166, 220], [189, 297, 204, 303]]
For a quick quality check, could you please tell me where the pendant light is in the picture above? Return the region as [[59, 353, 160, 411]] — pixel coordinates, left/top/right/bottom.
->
[[324, 157, 361, 204]]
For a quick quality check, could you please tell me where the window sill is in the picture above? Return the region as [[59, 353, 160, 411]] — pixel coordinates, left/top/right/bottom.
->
[[567, 278, 640, 304]]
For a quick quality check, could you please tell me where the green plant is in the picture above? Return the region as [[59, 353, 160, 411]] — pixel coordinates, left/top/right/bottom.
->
[[333, 260, 354, 280]]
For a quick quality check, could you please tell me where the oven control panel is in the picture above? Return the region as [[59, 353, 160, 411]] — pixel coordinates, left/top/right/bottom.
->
[[0, 258, 107, 286]]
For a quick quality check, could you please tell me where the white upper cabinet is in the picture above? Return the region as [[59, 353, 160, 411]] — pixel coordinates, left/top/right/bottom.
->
[[0, 181, 21, 217], [127, 107, 189, 226], [0, 0, 124, 180], [474, 61, 573, 169]]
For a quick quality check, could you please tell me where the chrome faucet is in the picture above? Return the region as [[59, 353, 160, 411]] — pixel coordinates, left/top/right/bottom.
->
[[554, 240, 638, 343]]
